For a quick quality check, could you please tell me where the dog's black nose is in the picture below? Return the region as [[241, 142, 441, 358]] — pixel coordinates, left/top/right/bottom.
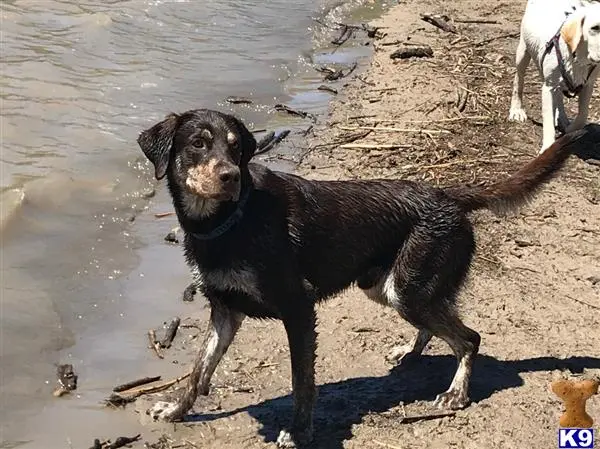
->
[[219, 168, 240, 184]]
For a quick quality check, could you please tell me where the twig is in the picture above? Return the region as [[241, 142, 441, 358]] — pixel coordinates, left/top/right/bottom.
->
[[318, 85, 338, 94], [255, 130, 291, 156], [398, 410, 456, 423], [105, 371, 192, 405], [455, 18, 498, 24], [340, 143, 412, 150], [113, 376, 162, 393], [331, 25, 353, 46], [338, 126, 450, 134], [225, 96, 252, 105], [154, 212, 176, 219], [421, 14, 457, 34], [160, 317, 181, 349], [457, 32, 519, 49], [565, 295, 600, 310], [148, 329, 164, 359], [107, 435, 142, 449], [274, 104, 317, 122]]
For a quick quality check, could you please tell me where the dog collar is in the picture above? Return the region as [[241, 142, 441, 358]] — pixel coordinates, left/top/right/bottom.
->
[[543, 12, 596, 98], [189, 186, 252, 241]]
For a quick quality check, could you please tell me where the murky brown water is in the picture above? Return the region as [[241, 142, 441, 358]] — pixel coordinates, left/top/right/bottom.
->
[[0, 0, 384, 447]]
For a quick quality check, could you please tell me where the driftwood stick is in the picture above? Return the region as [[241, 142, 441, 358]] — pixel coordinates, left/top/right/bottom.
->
[[340, 143, 412, 150], [106, 371, 192, 405], [455, 18, 498, 24], [338, 126, 450, 134], [390, 45, 433, 60], [147, 330, 164, 359], [160, 317, 181, 349], [113, 376, 162, 393], [225, 96, 252, 104], [255, 130, 291, 156], [318, 85, 338, 94], [154, 212, 176, 219], [398, 410, 456, 423], [421, 14, 457, 34], [107, 435, 142, 449], [331, 24, 353, 45]]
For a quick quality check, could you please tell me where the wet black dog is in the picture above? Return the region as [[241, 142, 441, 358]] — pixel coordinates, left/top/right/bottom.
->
[[137, 109, 598, 448]]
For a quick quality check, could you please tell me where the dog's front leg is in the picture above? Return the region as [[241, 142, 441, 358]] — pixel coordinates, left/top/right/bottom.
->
[[277, 308, 317, 448], [540, 84, 564, 153], [149, 299, 244, 421]]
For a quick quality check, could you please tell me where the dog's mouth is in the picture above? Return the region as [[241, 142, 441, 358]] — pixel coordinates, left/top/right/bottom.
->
[[185, 183, 240, 202]]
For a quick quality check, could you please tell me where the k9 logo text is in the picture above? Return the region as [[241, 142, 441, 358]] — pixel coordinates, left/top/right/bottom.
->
[[558, 428, 595, 449]]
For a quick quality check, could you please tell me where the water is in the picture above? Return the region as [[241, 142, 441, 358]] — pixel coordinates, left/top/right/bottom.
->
[[0, 0, 384, 447]]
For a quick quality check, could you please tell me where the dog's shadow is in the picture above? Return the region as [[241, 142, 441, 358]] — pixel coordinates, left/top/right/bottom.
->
[[182, 354, 600, 448]]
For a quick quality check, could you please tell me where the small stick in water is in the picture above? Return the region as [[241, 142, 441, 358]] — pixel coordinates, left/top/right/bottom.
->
[[160, 317, 181, 349], [147, 330, 164, 359], [112, 376, 162, 393]]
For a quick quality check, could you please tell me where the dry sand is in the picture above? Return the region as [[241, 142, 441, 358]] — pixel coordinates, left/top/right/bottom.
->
[[131, 1, 599, 448]]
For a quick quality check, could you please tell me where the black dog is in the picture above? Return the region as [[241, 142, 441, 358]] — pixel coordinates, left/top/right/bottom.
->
[[137, 109, 598, 448]]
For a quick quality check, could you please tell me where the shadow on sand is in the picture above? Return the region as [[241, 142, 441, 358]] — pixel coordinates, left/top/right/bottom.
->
[[181, 354, 600, 448]]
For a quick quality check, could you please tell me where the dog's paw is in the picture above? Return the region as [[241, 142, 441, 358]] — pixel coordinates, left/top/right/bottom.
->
[[147, 401, 183, 422], [276, 430, 297, 448], [276, 428, 313, 448], [385, 345, 419, 366], [433, 389, 469, 410], [508, 107, 527, 122]]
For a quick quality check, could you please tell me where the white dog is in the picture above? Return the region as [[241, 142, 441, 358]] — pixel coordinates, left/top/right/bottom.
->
[[509, 0, 600, 153]]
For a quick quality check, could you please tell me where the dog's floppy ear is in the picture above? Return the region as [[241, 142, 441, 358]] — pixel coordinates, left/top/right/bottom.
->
[[137, 113, 179, 180], [232, 116, 257, 166], [561, 11, 585, 53]]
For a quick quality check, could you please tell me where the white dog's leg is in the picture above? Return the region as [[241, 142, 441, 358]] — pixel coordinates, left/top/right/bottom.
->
[[567, 76, 597, 132], [509, 35, 531, 122], [540, 84, 563, 154]]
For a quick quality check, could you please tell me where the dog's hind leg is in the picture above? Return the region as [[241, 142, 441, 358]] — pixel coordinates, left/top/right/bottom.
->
[[149, 298, 244, 421], [509, 34, 530, 122], [384, 219, 480, 410], [424, 308, 480, 409]]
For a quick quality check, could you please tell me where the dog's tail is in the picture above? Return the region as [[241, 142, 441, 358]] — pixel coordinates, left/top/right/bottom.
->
[[444, 126, 599, 215]]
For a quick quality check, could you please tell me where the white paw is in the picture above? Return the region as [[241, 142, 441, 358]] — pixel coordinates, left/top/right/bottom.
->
[[508, 107, 527, 122], [386, 345, 418, 365], [276, 430, 297, 448], [148, 401, 182, 422], [434, 389, 469, 410]]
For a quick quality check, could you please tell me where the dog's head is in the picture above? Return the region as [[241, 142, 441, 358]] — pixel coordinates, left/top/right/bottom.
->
[[561, 3, 600, 63], [137, 109, 256, 202]]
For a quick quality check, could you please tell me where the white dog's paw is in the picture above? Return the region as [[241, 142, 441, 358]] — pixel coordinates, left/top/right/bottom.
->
[[508, 107, 528, 122], [147, 401, 182, 422]]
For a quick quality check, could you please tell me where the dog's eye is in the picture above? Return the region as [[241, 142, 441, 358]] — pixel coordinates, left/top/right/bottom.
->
[[192, 139, 206, 150], [591, 25, 600, 33]]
